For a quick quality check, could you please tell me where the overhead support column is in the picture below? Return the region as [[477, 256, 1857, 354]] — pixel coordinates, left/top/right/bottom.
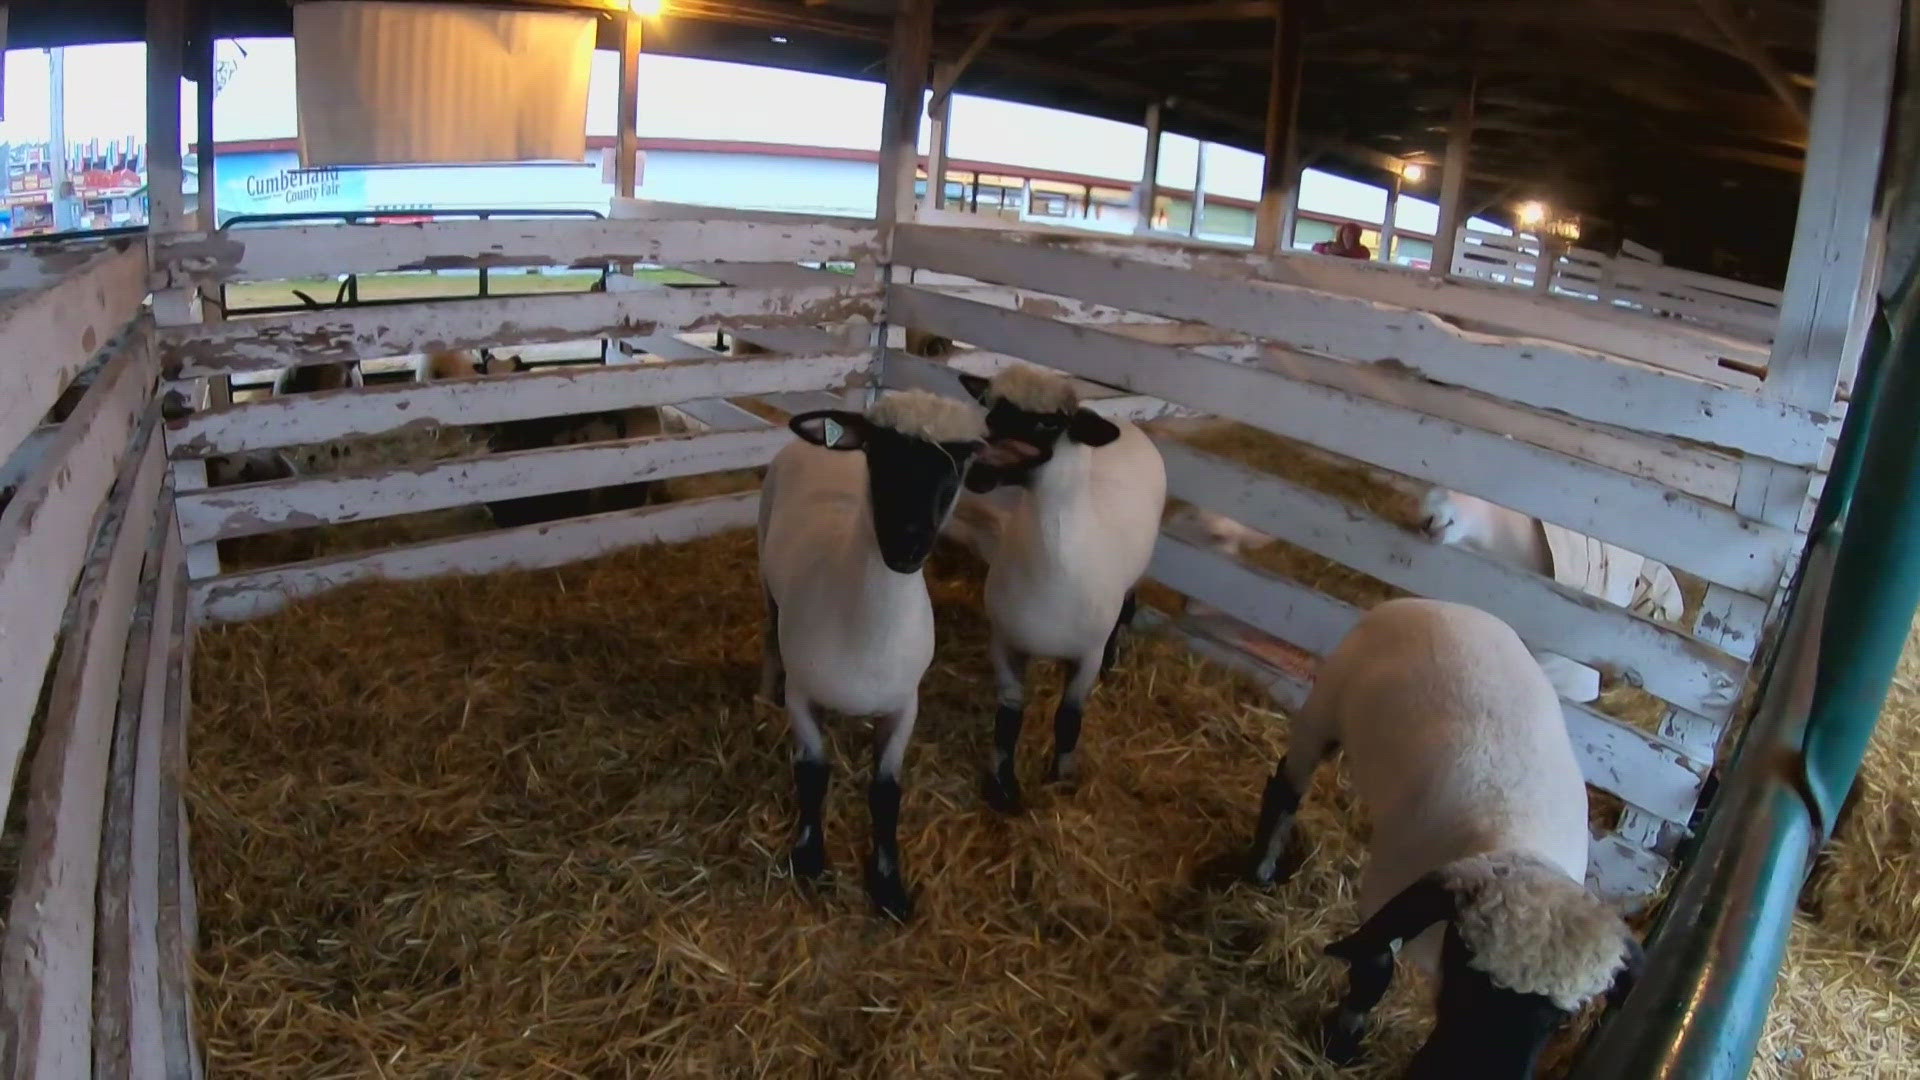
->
[[926, 61, 953, 210], [1188, 141, 1207, 238], [872, 0, 935, 402], [1134, 100, 1163, 234], [1429, 79, 1476, 279], [193, 21, 216, 233], [1378, 172, 1402, 264], [145, 0, 186, 234], [1253, 0, 1303, 255], [614, 12, 642, 200]]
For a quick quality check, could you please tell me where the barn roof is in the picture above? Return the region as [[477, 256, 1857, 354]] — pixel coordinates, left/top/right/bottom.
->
[[5, 0, 1821, 281]]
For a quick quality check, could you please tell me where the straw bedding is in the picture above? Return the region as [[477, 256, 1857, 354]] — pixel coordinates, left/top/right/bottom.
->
[[190, 528, 1625, 1078]]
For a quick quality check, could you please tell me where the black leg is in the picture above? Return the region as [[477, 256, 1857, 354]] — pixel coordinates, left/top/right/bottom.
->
[[1046, 699, 1084, 784], [866, 775, 912, 920], [1321, 945, 1395, 1066], [983, 702, 1026, 812], [791, 757, 830, 881], [1248, 759, 1304, 885], [1101, 589, 1139, 676]]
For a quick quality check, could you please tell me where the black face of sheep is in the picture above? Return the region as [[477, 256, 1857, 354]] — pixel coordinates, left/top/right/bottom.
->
[[954, 372, 1120, 492], [789, 410, 985, 574], [1320, 870, 1643, 1079]]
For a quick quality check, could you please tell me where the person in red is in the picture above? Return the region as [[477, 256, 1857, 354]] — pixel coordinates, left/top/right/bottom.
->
[[1313, 220, 1371, 259]]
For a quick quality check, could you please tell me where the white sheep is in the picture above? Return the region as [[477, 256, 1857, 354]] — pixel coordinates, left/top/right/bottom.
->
[[757, 389, 995, 921], [1225, 598, 1641, 1075], [957, 366, 1167, 811]]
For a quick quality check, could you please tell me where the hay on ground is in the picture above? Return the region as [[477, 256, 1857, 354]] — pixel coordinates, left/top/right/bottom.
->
[[190, 530, 1616, 1078]]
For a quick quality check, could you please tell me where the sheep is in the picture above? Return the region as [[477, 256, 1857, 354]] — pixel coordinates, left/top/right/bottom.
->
[[956, 365, 1167, 812], [757, 389, 995, 920], [272, 360, 362, 396], [1221, 598, 1642, 1076]]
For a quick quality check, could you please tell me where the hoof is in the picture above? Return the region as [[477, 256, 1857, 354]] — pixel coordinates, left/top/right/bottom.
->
[[1319, 1009, 1366, 1067], [791, 838, 827, 882], [982, 767, 1024, 814], [866, 860, 915, 922], [1044, 751, 1080, 788]]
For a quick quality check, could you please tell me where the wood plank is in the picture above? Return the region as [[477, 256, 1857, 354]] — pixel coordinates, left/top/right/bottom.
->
[[153, 217, 881, 287], [93, 475, 181, 1080], [723, 324, 867, 355], [0, 241, 147, 464], [196, 492, 759, 623], [1, 417, 165, 1080], [1150, 533, 1706, 826], [893, 285, 1796, 596], [1160, 441, 1744, 713], [177, 427, 789, 544], [159, 283, 879, 377], [1197, 340, 1744, 505], [664, 398, 770, 432], [165, 353, 866, 457], [0, 345, 156, 811], [894, 226, 1826, 465], [153, 533, 198, 1077]]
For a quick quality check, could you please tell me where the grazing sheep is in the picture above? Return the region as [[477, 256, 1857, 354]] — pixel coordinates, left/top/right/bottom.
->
[[757, 390, 993, 920], [1226, 598, 1641, 1076], [957, 366, 1167, 812]]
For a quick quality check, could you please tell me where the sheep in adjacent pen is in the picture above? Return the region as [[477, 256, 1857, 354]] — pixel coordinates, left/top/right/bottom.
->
[[956, 365, 1167, 812], [1216, 598, 1641, 1077], [757, 390, 995, 921]]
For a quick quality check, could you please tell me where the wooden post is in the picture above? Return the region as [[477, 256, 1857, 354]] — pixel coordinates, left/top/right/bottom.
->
[[926, 60, 953, 211], [145, 0, 187, 234], [871, 0, 934, 401], [193, 30, 215, 232], [614, 13, 642, 200], [1189, 142, 1207, 238], [1430, 81, 1475, 279], [1534, 235, 1558, 294], [1763, 0, 1899, 412], [1134, 99, 1163, 234], [1378, 172, 1402, 263], [1253, 2, 1302, 254], [875, 0, 934, 233]]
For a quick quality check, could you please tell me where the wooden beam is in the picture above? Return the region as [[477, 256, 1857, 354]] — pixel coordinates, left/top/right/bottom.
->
[[875, 0, 933, 232], [1252, 2, 1303, 254], [1431, 79, 1475, 278], [928, 8, 1008, 117], [892, 227, 1826, 464], [1, 417, 164, 1080], [614, 12, 641, 198], [153, 215, 880, 288], [926, 60, 954, 211], [193, 17, 215, 231], [177, 427, 789, 544], [1011, 1, 1278, 31], [0, 241, 148, 464], [157, 282, 878, 377], [889, 284, 1797, 596], [145, 0, 187, 234], [196, 492, 760, 623], [165, 352, 866, 457], [1134, 100, 1164, 234], [1696, 0, 1811, 127]]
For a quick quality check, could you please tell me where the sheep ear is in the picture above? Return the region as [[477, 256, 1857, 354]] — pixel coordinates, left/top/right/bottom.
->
[[956, 372, 993, 404], [790, 410, 870, 451], [1324, 872, 1457, 965], [1068, 409, 1121, 447], [1605, 935, 1644, 1011]]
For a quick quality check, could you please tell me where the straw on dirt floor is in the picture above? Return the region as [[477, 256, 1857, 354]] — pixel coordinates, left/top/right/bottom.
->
[[191, 528, 1621, 1078]]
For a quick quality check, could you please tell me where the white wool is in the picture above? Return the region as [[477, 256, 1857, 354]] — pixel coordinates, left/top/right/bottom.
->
[[868, 389, 987, 444], [1443, 852, 1633, 1011], [1292, 600, 1592, 977], [985, 364, 1080, 414], [984, 420, 1166, 664]]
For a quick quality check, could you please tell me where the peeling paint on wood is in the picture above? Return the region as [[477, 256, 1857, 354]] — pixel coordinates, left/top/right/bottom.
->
[[177, 426, 788, 543], [196, 491, 760, 623], [166, 353, 864, 457], [153, 218, 881, 287], [158, 283, 878, 377], [0, 242, 149, 464]]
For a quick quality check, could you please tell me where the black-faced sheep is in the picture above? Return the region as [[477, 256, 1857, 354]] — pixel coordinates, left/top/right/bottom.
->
[[1223, 598, 1641, 1077], [757, 390, 995, 921], [957, 365, 1167, 812]]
